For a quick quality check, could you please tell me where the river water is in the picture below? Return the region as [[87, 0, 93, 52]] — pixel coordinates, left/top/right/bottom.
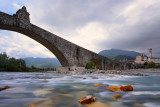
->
[[0, 72, 160, 107]]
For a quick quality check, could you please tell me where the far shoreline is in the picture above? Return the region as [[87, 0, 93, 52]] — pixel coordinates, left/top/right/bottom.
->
[[1, 68, 160, 76]]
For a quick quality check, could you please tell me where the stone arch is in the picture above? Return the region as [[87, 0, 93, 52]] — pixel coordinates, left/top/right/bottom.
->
[[91, 59, 102, 69], [0, 28, 69, 67], [125, 64, 131, 69], [0, 7, 122, 68], [106, 63, 111, 70], [121, 65, 124, 70], [114, 63, 120, 70], [0, 7, 70, 67]]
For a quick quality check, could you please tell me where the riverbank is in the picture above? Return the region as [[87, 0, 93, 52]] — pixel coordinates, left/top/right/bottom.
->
[[49, 68, 160, 76]]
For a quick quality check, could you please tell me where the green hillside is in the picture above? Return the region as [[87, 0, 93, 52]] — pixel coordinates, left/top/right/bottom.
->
[[99, 48, 145, 60], [23, 57, 61, 68]]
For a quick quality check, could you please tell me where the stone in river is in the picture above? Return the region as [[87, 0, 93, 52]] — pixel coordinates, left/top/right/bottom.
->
[[120, 85, 133, 91], [85, 102, 112, 107], [29, 104, 37, 107], [78, 95, 96, 104], [108, 86, 121, 92], [73, 91, 89, 100], [94, 83, 104, 86], [4, 85, 11, 89], [133, 103, 145, 107], [108, 85, 133, 92], [29, 99, 54, 107], [112, 94, 122, 100], [0, 85, 11, 91]]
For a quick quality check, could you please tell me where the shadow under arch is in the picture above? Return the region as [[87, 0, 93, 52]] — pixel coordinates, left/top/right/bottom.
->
[[0, 25, 69, 67], [106, 63, 111, 70], [126, 64, 131, 69], [91, 59, 102, 70], [121, 65, 124, 70], [113, 63, 119, 70]]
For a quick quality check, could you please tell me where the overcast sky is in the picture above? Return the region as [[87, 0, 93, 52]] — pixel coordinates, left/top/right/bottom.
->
[[0, 0, 160, 58]]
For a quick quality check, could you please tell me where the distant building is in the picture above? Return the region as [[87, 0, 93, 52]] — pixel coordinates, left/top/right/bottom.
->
[[135, 48, 160, 65]]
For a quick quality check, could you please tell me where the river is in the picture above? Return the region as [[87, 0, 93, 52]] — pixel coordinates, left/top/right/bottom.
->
[[0, 72, 160, 107]]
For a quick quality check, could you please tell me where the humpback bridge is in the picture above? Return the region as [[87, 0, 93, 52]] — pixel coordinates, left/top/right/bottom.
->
[[0, 6, 132, 70]]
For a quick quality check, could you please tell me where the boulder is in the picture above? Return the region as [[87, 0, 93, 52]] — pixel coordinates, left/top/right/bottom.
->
[[120, 85, 133, 91], [113, 94, 122, 100], [108, 86, 121, 92], [78, 95, 96, 104], [108, 85, 133, 92], [85, 102, 112, 107], [94, 83, 104, 86], [0, 85, 11, 91]]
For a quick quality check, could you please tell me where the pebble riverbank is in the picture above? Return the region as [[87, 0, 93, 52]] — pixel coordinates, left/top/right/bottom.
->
[[48, 69, 160, 76]]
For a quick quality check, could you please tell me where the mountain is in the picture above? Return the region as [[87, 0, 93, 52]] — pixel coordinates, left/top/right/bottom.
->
[[23, 57, 61, 68], [99, 48, 145, 60], [114, 55, 134, 60]]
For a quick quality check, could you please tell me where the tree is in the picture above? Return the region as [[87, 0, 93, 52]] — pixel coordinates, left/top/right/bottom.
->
[[6, 57, 18, 71], [17, 59, 27, 71], [0, 52, 27, 71], [85, 61, 95, 69], [0, 53, 8, 71], [114, 58, 119, 61], [147, 61, 155, 68]]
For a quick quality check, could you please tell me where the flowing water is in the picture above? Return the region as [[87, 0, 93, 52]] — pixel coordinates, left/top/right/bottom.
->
[[0, 72, 160, 107]]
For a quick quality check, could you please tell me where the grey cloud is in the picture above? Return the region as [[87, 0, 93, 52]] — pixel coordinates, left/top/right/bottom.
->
[[1, 0, 160, 58], [97, 1, 160, 57], [25, 0, 132, 31]]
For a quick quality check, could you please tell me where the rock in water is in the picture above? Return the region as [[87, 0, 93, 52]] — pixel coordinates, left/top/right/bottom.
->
[[120, 85, 133, 91], [113, 94, 122, 100], [94, 83, 104, 86], [133, 103, 145, 107], [78, 95, 96, 104], [85, 102, 112, 107], [4, 85, 11, 89], [108, 85, 133, 92], [0, 85, 11, 91], [108, 86, 121, 92]]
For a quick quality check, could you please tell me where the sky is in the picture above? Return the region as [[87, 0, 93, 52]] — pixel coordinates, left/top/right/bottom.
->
[[0, 0, 160, 58]]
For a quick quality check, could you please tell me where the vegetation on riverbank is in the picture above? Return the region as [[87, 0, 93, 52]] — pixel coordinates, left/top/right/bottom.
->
[[85, 61, 95, 69], [143, 61, 160, 68], [0, 53, 56, 72]]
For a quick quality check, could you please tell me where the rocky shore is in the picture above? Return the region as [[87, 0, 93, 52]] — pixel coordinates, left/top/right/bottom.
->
[[50, 68, 160, 76]]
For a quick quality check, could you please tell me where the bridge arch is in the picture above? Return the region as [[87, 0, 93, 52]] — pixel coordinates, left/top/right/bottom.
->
[[0, 27, 69, 67], [106, 63, 111, 70], [0, 7, 69, 67], [113, 63, 120, 70], [120, 65, 125, 70], [0, 6, 117, 69]]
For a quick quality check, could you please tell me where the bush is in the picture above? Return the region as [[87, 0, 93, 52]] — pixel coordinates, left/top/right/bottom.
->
[[85, 61, 95, 69], [147, 61, 155, 68], [114, 58, 119, 61]]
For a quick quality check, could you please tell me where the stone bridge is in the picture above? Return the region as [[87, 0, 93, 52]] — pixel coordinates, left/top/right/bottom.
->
[[0, 6, 133, 70]]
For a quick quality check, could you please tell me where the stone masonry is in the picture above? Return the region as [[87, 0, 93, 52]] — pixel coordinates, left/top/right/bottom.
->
[[0, 6, 132, 70]]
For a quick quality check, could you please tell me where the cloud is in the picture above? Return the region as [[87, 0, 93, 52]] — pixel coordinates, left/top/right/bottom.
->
[[0, 31, 54, 58], [0, 0, 160, 58], [98, 0, 160, 57]]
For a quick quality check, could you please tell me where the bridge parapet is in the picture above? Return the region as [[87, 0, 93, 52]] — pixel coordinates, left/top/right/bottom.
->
[[14, 6, 30, 28]]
